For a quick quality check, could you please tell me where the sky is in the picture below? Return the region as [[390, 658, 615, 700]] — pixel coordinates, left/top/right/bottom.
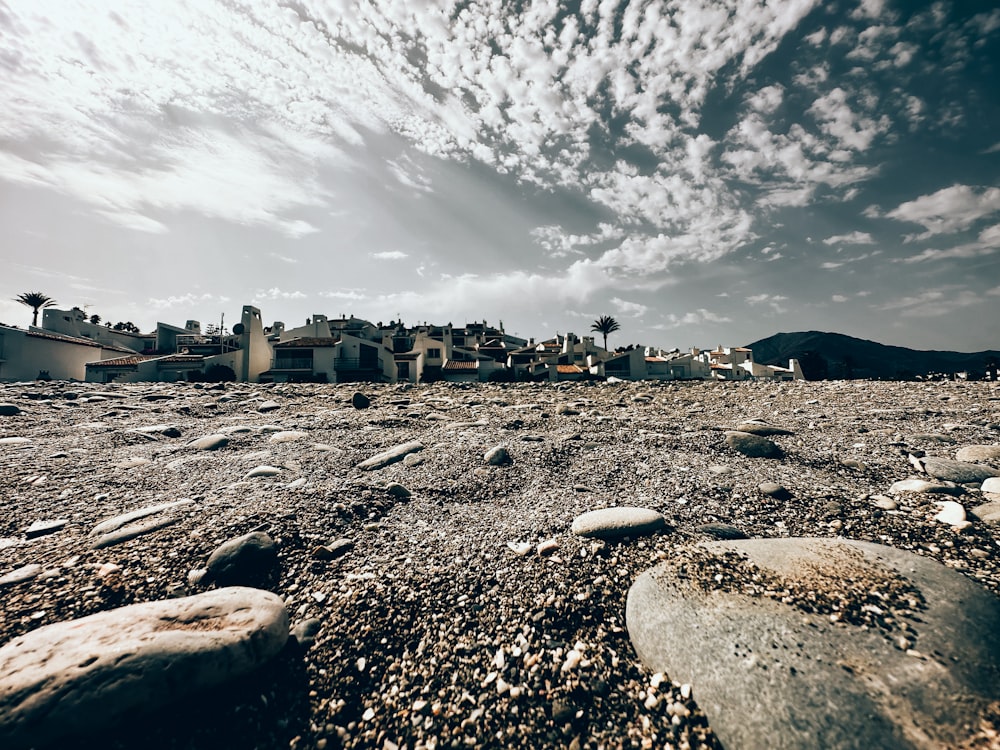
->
[[1, 0, 999, 353]]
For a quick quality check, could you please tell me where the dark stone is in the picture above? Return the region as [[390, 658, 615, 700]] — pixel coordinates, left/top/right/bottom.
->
[[627, 538, 1000, 750], [351, 392, 371, 409], [204, 531, 279, 586]]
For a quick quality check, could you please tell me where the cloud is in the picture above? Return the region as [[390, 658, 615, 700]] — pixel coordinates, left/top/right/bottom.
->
[[823, 231, 874, 245], [831, 294, 848, 302], [655, 308, 733, 329], [253, 288, 306, 301], [270, 253, 299, 264], [320, 289, 368, 301], [371, 251, 409, 261], [821, 262, 843, 269], [903, 223, 1000, 263], [876, 288, 983, 317], [746, 293, 788, 314], [611, 297, 649, 317], [884, 185, 1000, 240], [148, 293, 231, 310]]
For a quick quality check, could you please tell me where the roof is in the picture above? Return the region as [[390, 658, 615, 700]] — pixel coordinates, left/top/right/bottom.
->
[[556, 364, 585, 374], [443, 360, 478, 371], [274, 337, 341, 348], [25, 329, 101, 348], [86, 355, 155, 369], [711, 363, 733, 370], [734, 347, 753, 352], [101, 342, 141, 354], [645, 356, 668, 363], [156, 355, 204, 364], [394, 352, 421, 361]]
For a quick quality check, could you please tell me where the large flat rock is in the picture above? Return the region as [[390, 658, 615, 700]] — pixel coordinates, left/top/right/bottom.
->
[[626, 538, 1000, 750], [0, 587, 289, 749]]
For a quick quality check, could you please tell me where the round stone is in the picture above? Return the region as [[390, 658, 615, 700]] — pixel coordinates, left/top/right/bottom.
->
[[571, 507, 666, 540], [0, 404, 22, 417], [0, 587, 288, 750], [956, 445, 1000, 464], [725, 431, 783, 459], [627, 538, 1000, 750]]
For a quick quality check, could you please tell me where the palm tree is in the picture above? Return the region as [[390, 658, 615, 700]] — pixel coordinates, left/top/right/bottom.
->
[[89, 314, 101, 325], [591, 314, 621, 351], [14, 292, 57, 327]]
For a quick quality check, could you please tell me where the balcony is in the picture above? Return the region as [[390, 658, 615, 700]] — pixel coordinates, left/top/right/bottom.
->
[[272, 357, 314, 371], [334, 357, 379, 372]]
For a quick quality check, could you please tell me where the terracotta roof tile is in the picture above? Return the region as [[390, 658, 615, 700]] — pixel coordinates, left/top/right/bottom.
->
[[443, 360, 478, 371]]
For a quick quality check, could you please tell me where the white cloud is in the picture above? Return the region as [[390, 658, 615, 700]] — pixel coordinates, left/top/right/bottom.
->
[[823, 231, 874, 245], [371, 251, 409, 261], [821, 262, 843, 269], [876, 287, 983, 317], [270, 253, 299, 264], [831, 294, 848, 302], [884, 185, 1000, 240], [745, 293, 788, 314], [320, 289, 368, 301], [253, 288, 307, 301], [611, 297, 649, 317], [656, 308, 733, 329], [903, 223, 1000, 262], [148, 293, 230, 310]]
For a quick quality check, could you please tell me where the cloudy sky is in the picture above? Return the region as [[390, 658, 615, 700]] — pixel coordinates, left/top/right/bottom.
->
[[1, 0, 998, 352]]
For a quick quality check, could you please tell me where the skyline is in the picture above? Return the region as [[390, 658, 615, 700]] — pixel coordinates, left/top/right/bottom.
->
[[1, 0, 999, 352]]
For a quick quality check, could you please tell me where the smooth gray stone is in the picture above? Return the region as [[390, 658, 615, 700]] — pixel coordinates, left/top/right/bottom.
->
[[258, 400, 280, 412], [971, 501, 1000, 523], [25, 519, 68, 539], [888, 479, 964, 496], [90, 516, 181, 550], [956, 445, 1000, 463], [735, 421, 794, 436], [0, 587, 288, 750], [920, 457, 1000, 483], [204, 531, 278, 586], [0, 403, 22, 416], [758, 482, 791, 500], [627, 538, 1000, 750], [695, 523, 748, 540], [385, 482, 411, 499], [484, 445, 512, 466], [983, 477, 1000, 495], [90, 499, 195, 537], [185, 433, 229, 451], [725, 431, 783, 458], [571, 507, 666, 539], [358, 441, 424, 470], [0, 564, 43, 587]]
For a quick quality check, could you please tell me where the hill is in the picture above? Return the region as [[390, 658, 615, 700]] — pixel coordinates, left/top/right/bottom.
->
[[747, 331, 1000, 380]]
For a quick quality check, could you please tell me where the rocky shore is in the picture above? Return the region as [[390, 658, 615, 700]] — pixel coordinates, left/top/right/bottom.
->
[[2, 379, 1000, 749]]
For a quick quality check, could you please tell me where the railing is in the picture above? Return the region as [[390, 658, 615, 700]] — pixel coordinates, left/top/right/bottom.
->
[[175, 334, 239, 354], [335, 357, 378, 371], [273, 357, 314, 370]]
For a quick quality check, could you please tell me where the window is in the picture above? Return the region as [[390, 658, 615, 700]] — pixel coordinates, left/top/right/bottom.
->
[[427, 348, 441, 359], [398, 362, 410, 379]]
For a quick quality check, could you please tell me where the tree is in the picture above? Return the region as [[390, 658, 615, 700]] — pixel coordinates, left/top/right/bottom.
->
[[89, 314, 101, 325], [590, 315, 621, 351], [112, 321, 140, 333], [14, 291, 57, 327]]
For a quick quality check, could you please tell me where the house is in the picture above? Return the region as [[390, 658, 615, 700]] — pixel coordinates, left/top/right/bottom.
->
[[379, 320, 518, 383], [84, 305, 273, 383], [262, 328, 396, 384], [707, 346, 803, 381], [43, 307, 156, 352], [0, 324, 130, 381]]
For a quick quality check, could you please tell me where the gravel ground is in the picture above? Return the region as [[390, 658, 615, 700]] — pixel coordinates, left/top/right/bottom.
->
[[2, 378, 999, 749]]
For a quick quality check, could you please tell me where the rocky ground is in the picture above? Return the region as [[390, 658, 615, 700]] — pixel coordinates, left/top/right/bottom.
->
[[1, 378, 1000, 749]]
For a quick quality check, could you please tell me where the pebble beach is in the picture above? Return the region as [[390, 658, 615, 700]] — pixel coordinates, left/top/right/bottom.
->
[[2, 378, 1000, 749]]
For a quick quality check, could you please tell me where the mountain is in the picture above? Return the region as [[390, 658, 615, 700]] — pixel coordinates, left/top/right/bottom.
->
[[747, 331, 1000, 381]]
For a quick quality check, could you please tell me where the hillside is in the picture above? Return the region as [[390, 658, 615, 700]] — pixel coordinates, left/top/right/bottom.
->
[[748, 331, 1000, 380]]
